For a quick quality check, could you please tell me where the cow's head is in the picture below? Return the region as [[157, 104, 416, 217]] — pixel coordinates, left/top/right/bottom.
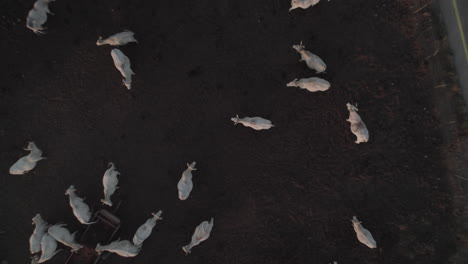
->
[[32, 214, 42, 224], [231, 114, 240, 124], [65, 185, 76, 195], [96, 36, 104, 46]]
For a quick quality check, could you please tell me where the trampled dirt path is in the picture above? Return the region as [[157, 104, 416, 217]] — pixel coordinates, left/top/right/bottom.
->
[[0, 0, 459, 263]]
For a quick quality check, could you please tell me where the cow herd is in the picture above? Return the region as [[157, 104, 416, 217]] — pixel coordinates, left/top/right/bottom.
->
[[22, 160, 214, 263], [15, 0, 376, 263]]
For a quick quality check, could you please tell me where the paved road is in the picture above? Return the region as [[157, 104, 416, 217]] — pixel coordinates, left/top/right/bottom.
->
[[438, 2, 468, 263], [439, 0, 468, 103]]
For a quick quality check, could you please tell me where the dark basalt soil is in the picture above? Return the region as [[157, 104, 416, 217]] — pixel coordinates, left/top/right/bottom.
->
[[0, 0, 457, 263]]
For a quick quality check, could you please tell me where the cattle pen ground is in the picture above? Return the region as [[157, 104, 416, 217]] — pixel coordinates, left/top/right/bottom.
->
[[0, 0, 466, 263]]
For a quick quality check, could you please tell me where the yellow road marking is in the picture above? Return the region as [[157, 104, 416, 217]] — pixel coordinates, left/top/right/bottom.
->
[[453, 0, 468, 63]]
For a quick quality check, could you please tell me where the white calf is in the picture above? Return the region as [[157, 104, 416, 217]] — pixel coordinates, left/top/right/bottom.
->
[[26, 0, 55, 34], [48, 224, 83, 252], [290, 0, 320, 11], [96, 239, 141, 257], [231, 115, 274, 130], [292, 42, 326, 73], [178, 162, 197, 200], [101, 162, 120, 206], [346, 103, 369, 144], [97, 31, 138, 46], [29, 214, 48, 254], [111, 49, 134, 89], [287, 77, 330, 92], [10, 142, 45, 175], [132, 210, 163, 247], [182, 218, 214, 254], [352, 216, 377, 248]]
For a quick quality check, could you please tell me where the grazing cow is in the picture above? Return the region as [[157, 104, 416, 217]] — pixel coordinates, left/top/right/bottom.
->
[[177, 162, 197, 200], [346, 103, 369, 144], [97, 31, 138, 46], [29, 214, 48, 254], [352, 216, 377, 248], [101, 163, 120, 207], [48, 224, 83, 252], [10, 142, 45, 175], [132, 211, 163, 247], [65, 185, 95, 225], [231, 115, 274, 130], [96, 239, 141, 257], [182, 218, 214, 254], [111, 49, 134, 89], [26, 0, 55, 34], [292, 42, 326, 73], [37, 234, 61, 263], [289, 0, 320, 11], [287, 77, 330, 92]]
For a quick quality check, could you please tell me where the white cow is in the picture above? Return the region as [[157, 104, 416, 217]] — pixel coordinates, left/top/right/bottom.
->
[[10, 142, 45, 175], [231, 115, 274, 130], [111, 49, 134, 89], [178, 162, 197, 200], [289, 0, 320, 11], [37, 234, 61, 263], [65, 185, 95, 225], [132, 210, 163, 247], [346, 103, 369, 144], [97, 31, 138, 46], [182, 218, 214, 254], [96, 239, 141, 257], [29, 214, 48, 254], [287, 77, 330, 92], [352, 216, 377, 248], [292, 42, 326, 73], [101, 162, 120, 207], [48, 224, 83, 252], [26, 0, 55, 34]]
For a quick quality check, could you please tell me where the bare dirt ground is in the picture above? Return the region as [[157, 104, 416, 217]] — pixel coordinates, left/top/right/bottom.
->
[[0, 0, 461, 263]]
